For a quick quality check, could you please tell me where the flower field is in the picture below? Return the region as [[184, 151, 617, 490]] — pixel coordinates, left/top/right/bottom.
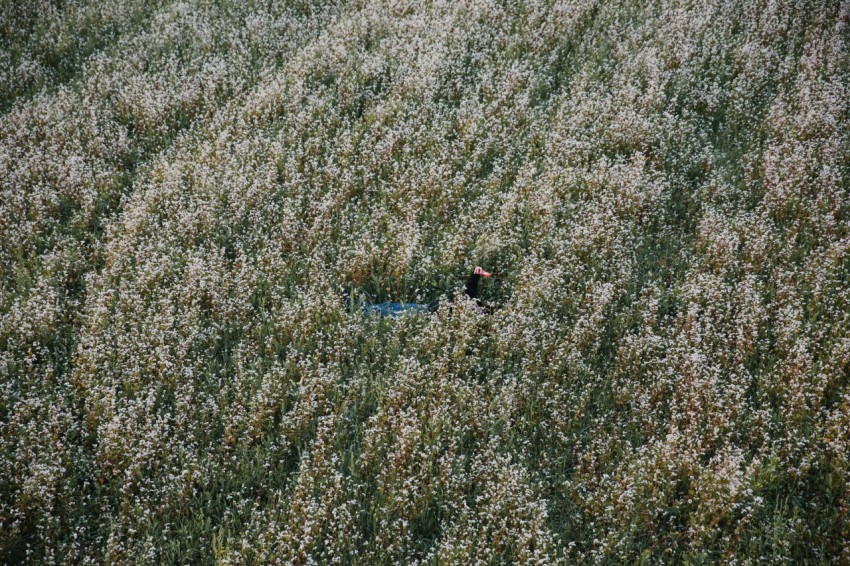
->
[[1, 0, 849, 563]]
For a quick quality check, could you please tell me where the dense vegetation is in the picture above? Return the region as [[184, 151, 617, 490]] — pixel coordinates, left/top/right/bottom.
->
[[1, 0, 849, 563]]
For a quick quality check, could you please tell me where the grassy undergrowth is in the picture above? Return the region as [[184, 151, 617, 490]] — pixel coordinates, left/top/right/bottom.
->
[[1, 0, 849, 563]]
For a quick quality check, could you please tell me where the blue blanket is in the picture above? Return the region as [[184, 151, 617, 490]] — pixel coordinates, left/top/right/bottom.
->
[[363, 301, 430, 318]]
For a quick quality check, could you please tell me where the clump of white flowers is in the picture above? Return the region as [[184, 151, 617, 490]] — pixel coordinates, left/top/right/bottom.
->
[[1, 0, 849, 563]]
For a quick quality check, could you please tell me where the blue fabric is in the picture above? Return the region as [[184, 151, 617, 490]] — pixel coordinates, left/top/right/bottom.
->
[[363, 301, 429, 318]]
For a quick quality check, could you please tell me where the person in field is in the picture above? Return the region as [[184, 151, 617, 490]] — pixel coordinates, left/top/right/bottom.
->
[[460, 265, 494, 314], [347, 266, 494, 317]]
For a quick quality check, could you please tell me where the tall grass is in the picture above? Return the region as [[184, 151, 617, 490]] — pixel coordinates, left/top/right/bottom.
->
[[1, 0, 849, 563]]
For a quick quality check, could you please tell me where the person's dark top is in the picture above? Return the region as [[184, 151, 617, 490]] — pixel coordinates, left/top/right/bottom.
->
[[464, 267, 492, 313], [464, 270, 483, 300]]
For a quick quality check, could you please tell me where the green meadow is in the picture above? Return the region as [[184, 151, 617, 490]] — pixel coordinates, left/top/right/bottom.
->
[[1, 0, 849, 563]]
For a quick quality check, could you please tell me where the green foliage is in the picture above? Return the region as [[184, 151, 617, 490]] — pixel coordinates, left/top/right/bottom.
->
[[1, 0, 849, 563]]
